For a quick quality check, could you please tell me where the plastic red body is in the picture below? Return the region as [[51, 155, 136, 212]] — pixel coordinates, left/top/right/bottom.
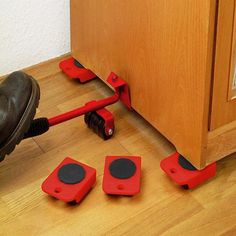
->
[[160, 152, 217, 189], [103, 156, 141, 196], [59, 57, 97, 83], [92, 107, 114, 136], [42, 157, 96, 203], [107, 73, 132, 109]]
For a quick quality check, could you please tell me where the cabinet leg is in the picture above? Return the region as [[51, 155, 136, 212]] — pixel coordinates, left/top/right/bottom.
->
[[160, 152, 216, 189], [59, 57, 97, 83]]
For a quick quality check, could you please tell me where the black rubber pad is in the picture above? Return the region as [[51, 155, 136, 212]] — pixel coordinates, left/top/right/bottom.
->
[[109, 158, 137, 179], [58, 163, 86, 184], [74, 59, 84, 68], [178, 156, 197, 171]]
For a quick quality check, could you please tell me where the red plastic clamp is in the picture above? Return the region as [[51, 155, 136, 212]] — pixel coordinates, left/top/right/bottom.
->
[[59, 57, 97, 83], [160, 152, 217, 189], [42, 157, 96, 203], [103, 156, 141, 196], [96, 108, 114, 137]]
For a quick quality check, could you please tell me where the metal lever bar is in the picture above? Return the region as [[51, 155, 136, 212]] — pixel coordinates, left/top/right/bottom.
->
[[48, 92, 120, 126]]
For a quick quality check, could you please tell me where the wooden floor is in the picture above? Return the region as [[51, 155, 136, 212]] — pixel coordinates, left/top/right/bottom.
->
[[0, 57, 236, 236]]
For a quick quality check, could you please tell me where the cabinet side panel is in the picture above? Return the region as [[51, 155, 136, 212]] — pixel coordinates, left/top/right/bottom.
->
[[71, 0, 215, 168], [211, 0, 236, 129]]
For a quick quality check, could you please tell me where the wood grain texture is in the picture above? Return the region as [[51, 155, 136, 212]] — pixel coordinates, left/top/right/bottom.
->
[[211, 0, 236, 129], [228, 0, 236, 100], [206, 120, 236, 164], [0, 58, 236, 236], [71, 0, 217, 168]]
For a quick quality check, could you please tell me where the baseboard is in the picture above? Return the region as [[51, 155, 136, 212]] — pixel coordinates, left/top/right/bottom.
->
[[0, 53, 71, 81]]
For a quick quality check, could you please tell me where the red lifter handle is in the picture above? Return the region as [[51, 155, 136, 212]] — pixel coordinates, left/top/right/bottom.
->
[[48, 72, 131, 127], [48, 93, 120, 126]]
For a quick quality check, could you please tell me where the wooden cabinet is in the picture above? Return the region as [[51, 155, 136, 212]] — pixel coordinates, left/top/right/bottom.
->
[[71, 0, 236, 169]]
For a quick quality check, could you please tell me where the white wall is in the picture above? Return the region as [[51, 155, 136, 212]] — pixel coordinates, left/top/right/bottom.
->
[[0, 0, 70, 76]]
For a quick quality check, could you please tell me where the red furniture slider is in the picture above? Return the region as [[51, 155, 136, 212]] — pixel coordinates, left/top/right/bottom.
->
[[59, 57, 97, 83], [103, 156, 141, 196], [160, 152, 216, 189], [42, 157, 96, 203]]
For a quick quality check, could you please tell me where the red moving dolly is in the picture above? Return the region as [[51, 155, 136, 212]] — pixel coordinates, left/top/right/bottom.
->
[[103, 156, 142, 196], [42, 157, 96, 203], [160, 152, 217, 189], [59, 57, 97, 83], [24, 58, 131, 140]]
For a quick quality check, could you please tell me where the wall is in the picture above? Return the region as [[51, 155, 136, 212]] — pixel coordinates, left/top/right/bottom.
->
[[0, 0, 70, 76]]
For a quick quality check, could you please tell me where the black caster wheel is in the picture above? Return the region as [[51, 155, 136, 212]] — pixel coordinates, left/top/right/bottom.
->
[[182, 185, 189, 190], [84, 112, 114, 140]]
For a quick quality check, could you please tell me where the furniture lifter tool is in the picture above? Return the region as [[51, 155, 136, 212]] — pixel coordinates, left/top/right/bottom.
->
[[24, 72, 131, 140]]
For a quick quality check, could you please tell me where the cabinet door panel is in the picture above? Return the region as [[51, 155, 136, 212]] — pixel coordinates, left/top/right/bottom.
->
[[211, 0, 236, 130], [228, 2, 236, 100]]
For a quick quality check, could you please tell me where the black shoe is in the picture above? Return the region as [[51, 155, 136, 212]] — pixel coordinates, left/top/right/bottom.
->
[[0, 71, 40, 162]]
